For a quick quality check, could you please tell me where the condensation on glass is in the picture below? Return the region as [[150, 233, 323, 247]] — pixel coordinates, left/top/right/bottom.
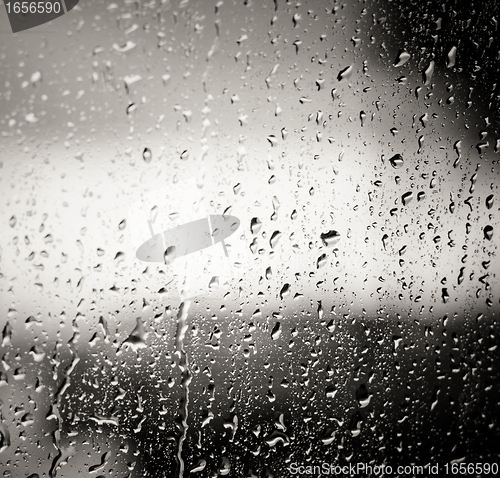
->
[[0, 0, 498, 477]]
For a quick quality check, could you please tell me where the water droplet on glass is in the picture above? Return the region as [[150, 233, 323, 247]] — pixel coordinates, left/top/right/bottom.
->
[[190, 458, 207, 473], [389, 154, 404, 169], [320, 230, 341, 247], [270, 231, 282, 249], [31, 71, 42, 84], [417, 135, 425, 154], [113, 41, 136, 52], [280, 283, 291, 300], [265, 429, 290, 447], [218, 457, 231, 475], [250, 217, 262, 234], [337, 65, 353, 81], [317, 253, 327, 269], [485, 194, 494, 209], [458, 267, 465, 285], [271, 322, 281, 340], [419, 113, 429, 128], [402, 191, 413, 206], [447, 46, 457, 68], [382, 234, 389, 250], [143, 147, 152, 163], [164, 245, 176, 264], [360, 110, 366, 127], [267, 135, 278, 147], [423, 61, 435, 85], [393, 50, 411, 67], [122, 318, 148, 352], [484, 225, 493, 241], [356, 383, 372, 408]]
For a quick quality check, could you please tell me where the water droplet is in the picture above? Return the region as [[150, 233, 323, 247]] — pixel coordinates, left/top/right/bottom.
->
[[485, 194, 494, 209], [164, 245, 176, 265], [360, 110, 366, 127], [250, 217, 262, 234], [126, 102, 137, 114], [265, 430, 290, 447], [9, 216, 16, 227], [417, 135, 425, 154], [337, 65, 353, 81], [249, 238, 258, 254], [122, 318, 148, 352], [320, 230, 341, 247], [89, 451, 111, 473], [270, 230, 282, 249], [389, 154, 404, 169], [423, 61, 435, 85], [2, 322, 12, 347], [29, 345, 45, 362], [402, 191, 413, 206], [143, 147, 152, 163], [393, 335, 403, 351], [393, 50, 411, 67], [484, 225, 493, 241], [49, 445, 76, 477], [124, 74, 142, 91], [279, 283, 291, 300], [447, 46, 457, 68], [113, 41, 136, 52], [356, 383, 372, 408], [208, 276, 219, 289], [31, 71, 42, 84], [25, 113, 38, 123], [190, 458, 207, 473], [382, 234, 389, 250], [317, 253, 327, 269], [218, 457, 231, 475], [271, 322, 281, 340], [457, 267, 465, 285], [419, 113, 429, 128], [267, 135, 278, 147]]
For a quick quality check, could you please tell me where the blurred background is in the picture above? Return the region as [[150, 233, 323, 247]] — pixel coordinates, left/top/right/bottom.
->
[[0, 0, 499, 476]]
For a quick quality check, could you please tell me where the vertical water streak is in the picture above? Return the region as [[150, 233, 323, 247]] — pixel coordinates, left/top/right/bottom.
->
[[175, 300, 192, 478]]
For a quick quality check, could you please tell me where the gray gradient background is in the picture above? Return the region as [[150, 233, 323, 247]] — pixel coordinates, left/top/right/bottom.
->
[[0, 0, 499, 476]]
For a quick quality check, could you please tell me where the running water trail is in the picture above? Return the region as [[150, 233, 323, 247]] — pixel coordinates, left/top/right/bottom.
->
[[174, 17, 217, 475], [175, 300, 192, 478]]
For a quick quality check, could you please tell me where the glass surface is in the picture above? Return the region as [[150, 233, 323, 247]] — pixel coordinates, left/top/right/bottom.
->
[[0, 0, 499, 476]]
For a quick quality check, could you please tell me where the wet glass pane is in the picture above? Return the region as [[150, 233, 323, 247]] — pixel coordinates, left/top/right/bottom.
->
[[1, 0, 499, 476]]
